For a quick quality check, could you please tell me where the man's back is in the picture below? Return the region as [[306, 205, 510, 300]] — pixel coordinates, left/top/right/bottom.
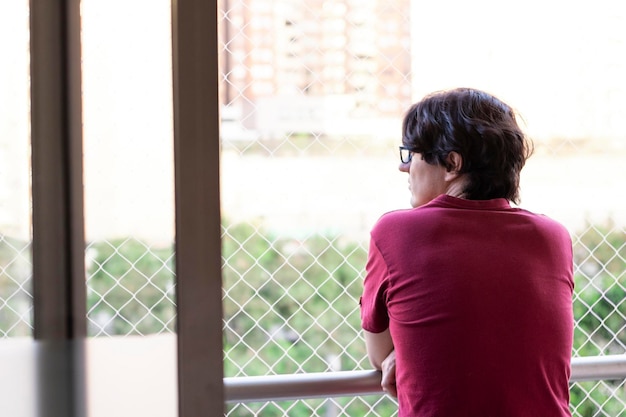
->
[[362, 195, 573, 416]]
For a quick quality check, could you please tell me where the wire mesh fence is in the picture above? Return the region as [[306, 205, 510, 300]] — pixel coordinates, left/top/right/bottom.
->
[[0, 236, 31, 338], [1, 219, 625, 415], [85, 238, 177, 337], [1, 0, 626, 416]]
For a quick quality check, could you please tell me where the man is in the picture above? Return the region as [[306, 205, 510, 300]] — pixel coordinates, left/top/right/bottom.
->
[[360, 88, 574, 416]]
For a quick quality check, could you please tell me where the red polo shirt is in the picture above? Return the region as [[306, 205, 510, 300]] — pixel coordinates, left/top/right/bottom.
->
[[361, 195, 573, 417]]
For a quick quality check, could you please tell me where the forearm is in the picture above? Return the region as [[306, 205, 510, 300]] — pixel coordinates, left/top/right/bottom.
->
[[363, 328, 394, 369]]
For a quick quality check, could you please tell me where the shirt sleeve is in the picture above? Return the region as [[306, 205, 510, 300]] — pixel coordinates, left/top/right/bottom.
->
[[360, 236, 391, 333]]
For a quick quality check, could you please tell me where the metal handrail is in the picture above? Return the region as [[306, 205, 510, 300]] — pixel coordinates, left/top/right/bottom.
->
[[224, 354, 626, 403]]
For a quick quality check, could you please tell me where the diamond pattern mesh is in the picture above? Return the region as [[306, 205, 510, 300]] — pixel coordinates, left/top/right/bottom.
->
[[0, 236, 32, 338]]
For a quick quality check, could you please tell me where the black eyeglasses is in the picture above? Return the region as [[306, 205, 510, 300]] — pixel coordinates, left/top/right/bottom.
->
[[399, 146, 414, 164]]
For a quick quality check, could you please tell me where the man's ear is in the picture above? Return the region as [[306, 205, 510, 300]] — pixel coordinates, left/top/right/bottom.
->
[[444, 151, 463, 180]]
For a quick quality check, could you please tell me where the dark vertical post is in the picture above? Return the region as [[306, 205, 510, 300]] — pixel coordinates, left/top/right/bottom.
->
[[30, 0, 86, 342], [171, 1, 225, 415], [29, 0, 87, 415]]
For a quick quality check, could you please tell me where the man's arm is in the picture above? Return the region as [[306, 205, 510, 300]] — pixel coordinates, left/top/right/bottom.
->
[[364, 328, 397, 397], [363, 328, 394, 369]]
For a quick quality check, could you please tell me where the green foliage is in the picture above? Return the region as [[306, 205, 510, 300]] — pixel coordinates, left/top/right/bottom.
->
[[572, 223, 626, 356], [571, 222, 626, 416], [222, 220, 398, 416], [86, 238, 176, 336], [222, 221, 367, 373]]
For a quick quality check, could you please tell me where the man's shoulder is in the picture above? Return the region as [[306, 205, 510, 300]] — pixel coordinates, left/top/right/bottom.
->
[[371, 206, 442, 236], [518, 209, 571, 236]]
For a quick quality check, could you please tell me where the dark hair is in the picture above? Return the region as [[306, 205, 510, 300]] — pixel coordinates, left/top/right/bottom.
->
[[402, 88, 533, 203]]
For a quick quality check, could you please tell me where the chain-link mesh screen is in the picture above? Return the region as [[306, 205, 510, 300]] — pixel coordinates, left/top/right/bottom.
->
[[85, 239, 176, 337], [1, 0, 626, 416], [570, 224, 626, 417], [0, 236, 32, 338]]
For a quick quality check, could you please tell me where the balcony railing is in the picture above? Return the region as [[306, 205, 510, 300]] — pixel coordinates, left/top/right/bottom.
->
[[225, 354, 626, 403], [1, 335, 625, 416]]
